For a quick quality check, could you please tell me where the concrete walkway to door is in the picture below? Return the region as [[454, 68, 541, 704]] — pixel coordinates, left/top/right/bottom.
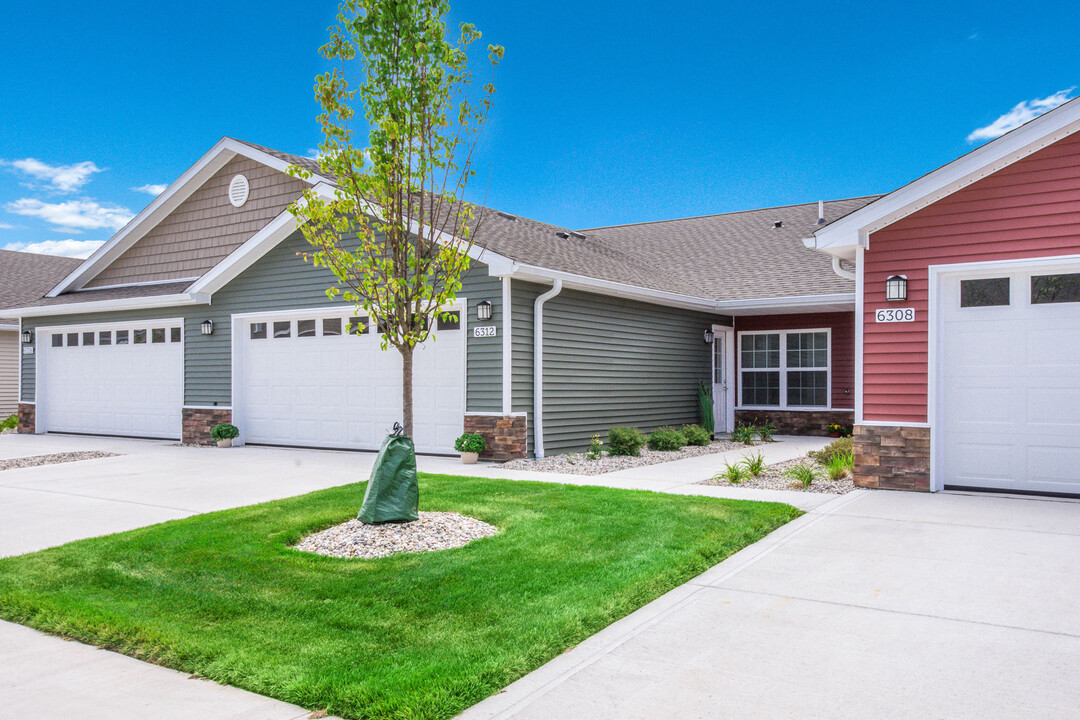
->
[[461, 489, 1080, 719]]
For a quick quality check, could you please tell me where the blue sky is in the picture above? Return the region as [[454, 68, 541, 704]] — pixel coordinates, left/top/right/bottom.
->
[[1, 0, 1078, 257]]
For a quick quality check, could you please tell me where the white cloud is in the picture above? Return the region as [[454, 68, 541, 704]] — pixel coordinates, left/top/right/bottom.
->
[[2, 158, 103, 193], [967, 88, 1077, 143], [4, 198, 133, 232], [3, 238, 103, 258], [133, 183, 167, 196], [0, 222, 13, 230]]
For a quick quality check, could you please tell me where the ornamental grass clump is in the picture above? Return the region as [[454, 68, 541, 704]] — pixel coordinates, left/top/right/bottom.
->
[[714, 461, 749, 484], [824, 450, 854, 480], [809, 437, 853, 466], [647, 427, 686, 452], [607, 427, 646, 456], [741, 451, 766, 477], [784, 463, 824, 488]]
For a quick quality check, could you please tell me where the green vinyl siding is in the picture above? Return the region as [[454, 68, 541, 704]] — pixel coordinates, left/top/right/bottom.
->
[[21, 229, 503, 409], [511, 284, 729, 456]]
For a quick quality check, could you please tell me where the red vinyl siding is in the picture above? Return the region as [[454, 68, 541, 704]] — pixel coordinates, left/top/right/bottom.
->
[[863, 131, 1080, 423], [735, 311, 855, 409]]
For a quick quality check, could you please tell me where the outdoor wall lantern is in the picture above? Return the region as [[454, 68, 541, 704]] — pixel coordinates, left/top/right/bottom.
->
[[885, 275, 908, 301], [201, 319, 214, 336], [21, 329, 33, 344], [703, 328, 715, 344], [476, 300, 492, 321]]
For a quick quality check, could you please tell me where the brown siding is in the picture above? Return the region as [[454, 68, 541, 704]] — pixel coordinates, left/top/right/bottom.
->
[[864, 131, 1080, 423], [734, 311, 855, 410], [86, 156, 307, 287]]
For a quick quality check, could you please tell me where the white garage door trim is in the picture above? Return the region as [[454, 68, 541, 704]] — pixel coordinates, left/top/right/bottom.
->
[[35, 317, 185, 439], [930, 253, 1080, 493], [230, 302, 467, 453]]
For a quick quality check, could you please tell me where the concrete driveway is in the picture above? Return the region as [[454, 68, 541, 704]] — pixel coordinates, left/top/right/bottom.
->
[[463, 489, 1080, 719]]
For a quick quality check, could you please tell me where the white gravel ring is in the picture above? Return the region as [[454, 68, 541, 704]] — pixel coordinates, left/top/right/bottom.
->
[[294, 511, 498, 559], [497, 439, 747, 476], [0, 451, 120, 472]]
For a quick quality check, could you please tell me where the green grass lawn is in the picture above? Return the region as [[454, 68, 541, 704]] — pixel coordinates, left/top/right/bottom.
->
[[0, 474, 799, 719]]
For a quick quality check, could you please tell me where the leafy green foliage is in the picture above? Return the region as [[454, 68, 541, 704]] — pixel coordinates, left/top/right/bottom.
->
[[741, 451, 766, 477], [784, 463, 825, 488], [454, 433, 486, 453], [0, 475, 799, 720], [647, 427, 686, 452], [754, 418, 776, 443], [586, 434, 604, 460], [0, 414, 16, 431], [210, 423, 239, 441], [681, 424, 711, 447], [607, 427, 646, 456], [827, 423, 853, 437], [730, 423, 758, 445], [698, 381, 714, 434], [714, 461, 749, 484], [824, 451, 854, 480], [286, 0, 504, 436], [809, 437, 853, 466]]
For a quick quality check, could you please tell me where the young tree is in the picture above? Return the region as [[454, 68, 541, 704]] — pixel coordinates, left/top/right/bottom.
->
[[288, 0, 502, 438]]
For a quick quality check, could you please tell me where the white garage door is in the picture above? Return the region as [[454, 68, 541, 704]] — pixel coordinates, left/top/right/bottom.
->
[[39, 321, 184, 439], [236, 306, 465, 453], [940, 264, 1080, 493]]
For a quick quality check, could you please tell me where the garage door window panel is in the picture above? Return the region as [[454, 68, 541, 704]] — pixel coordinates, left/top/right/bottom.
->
[[66, 332, 78, 346], [437, 311, 461, 331], [99, 331, 111, 345], [323, 318, 342, 336], [273, 321, 291, 338], [51, 334, 62, 348], [960, 277, 1010, 308], [116, 330, 129, 344], [297, 320, 317, 338], [134, 329, 147, 344], [1031, 273, 1080, 305], [250, 322, 267, 340], [82, 332, 95, 346], [152, 328, 166, 343], [171, 327, 182, 343]]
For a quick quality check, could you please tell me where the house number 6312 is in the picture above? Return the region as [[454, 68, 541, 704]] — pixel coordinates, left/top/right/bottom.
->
[[875, 308, 915, 323], [473, 326, 498, 337]]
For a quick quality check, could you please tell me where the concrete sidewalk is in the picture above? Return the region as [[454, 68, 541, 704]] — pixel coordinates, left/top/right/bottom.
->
[[461, 489, 1080, 720]]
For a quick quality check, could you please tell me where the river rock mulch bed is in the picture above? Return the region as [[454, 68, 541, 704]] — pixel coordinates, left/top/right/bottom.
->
[[0, 451, 120, 472], [497, 439, 746, 476], [294, 511, 498, 559], [698, 456, 857, 494]]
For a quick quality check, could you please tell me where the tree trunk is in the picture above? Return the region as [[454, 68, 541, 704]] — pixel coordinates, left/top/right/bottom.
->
[[400, 344, 414, 438]]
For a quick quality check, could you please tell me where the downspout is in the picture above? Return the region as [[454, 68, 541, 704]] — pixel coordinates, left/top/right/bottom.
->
[[832, 256, 856, 281], [533, 278, 563, 458]]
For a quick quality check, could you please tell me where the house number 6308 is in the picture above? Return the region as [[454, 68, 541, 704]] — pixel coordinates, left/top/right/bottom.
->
[[875, 308, 915, 323]]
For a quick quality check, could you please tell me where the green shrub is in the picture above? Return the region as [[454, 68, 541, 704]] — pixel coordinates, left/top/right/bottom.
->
[[784, 463, 824, 488], [647, 427, 686, 452], [809, 437, 853, 466], [454, 433, 486, 453], [210, 423, 239, 441], [607, 427, 646, 456], [1, 414, 17, 431], [741, 451, 766, 477], [681, 424, 711, 447], [730, 423, 757, 445], [824, 450, 854, 480], [714, 461, 749, 484]]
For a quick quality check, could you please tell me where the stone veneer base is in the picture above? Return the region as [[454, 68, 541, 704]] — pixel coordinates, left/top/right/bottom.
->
[[853, 424, 931, 491], [17, 403, 35, 434], [182, 407, 233, 446], [463, 414, 527, 462], [734, 409, 854, 436]]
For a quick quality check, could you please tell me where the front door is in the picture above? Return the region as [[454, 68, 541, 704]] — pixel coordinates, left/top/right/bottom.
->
[[712, 327, 732, 433]]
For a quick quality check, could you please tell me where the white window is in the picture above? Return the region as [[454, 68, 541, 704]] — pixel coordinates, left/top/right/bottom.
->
[[738, 329, 830, 409]]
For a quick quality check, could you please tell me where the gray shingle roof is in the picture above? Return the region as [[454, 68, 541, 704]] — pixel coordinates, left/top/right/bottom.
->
[[7, 280, 195, 309], [0, 250, 84, 320], [468, 196, 880, 301], [231, 138, 325, 179]]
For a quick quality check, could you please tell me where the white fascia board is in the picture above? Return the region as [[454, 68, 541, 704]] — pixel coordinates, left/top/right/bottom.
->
[[49, 138, 330, 297], [811, 99, 1080, 253], [0, 293, 205, 318], [0, 324, 18, 331]]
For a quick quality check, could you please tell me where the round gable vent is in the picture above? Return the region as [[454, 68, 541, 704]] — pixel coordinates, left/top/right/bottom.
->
[[228, 174, 250, 208]]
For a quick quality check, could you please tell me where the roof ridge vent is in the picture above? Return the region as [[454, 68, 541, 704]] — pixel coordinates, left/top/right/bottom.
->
[[556, 231, 569, 239], [497, 211, 517, 221], [569, 231, 586, 240]]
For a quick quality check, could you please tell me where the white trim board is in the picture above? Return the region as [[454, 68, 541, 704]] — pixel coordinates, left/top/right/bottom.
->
[[810, 96, 1080, 258]]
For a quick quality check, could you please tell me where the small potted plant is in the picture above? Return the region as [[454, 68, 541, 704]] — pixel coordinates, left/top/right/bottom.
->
[[210, 423, 239, 448], [454, 432, 486, 464], [827, 423, 844, 438]]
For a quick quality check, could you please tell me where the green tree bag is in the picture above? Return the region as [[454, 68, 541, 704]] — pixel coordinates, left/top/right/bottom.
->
[[358, 427, 419, 524]]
